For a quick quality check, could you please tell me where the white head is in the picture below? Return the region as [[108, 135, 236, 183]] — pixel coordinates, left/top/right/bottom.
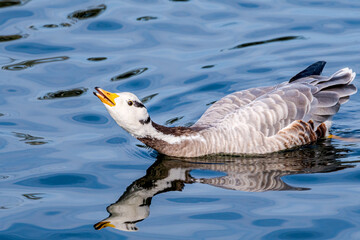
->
[[94, 87, 151, 137]]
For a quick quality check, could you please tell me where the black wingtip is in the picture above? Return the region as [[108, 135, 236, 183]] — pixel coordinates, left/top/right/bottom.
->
[[289, 61, 327, 83]]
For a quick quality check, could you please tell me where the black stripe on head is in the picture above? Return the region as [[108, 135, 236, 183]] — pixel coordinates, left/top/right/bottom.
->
[[133, 101, 145, 108], [139, 116, 151, 125]]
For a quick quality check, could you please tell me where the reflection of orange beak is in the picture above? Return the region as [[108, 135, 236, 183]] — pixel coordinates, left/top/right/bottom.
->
[[94, 221, 115, 230], [93, 87, 119, 107]]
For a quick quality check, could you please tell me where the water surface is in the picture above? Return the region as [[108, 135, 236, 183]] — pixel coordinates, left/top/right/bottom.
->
[[1, 0, 360, 239]]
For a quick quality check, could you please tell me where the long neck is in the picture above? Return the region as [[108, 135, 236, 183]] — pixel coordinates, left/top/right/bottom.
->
[[136, 121, 199, 153]]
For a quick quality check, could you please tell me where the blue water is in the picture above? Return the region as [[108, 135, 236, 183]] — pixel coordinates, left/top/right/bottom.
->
[[1, 0, 360, 239]]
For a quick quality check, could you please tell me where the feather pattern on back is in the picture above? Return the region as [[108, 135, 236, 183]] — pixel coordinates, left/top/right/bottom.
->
[[167, 62, 357, 157]]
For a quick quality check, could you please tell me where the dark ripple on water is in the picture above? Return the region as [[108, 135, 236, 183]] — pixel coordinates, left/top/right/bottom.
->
[[136, 16, 158, 21], [202, 65, 215, 69], [111, 67, 148, 81], [29, 23, 71, 30], [225, 36, 304, 51], [67, 4, 106, 20], [0, 0, 30, 8], [141, 93, 158, 103], [38, 87, 87, 100], [0, 34, 28, 42], [87, 57, 107, 62], [22, 193, 44, 200], [2, 56, 69, 71], [165, 116, 184, 125], [13, 132, 48, 145]]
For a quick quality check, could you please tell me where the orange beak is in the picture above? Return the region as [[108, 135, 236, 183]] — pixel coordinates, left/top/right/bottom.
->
[[94, 221, 115, 230], [93, 87, 119, 107]]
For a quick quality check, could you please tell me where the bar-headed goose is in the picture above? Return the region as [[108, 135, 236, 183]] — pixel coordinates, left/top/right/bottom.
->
[[94, 61, 356, 157]]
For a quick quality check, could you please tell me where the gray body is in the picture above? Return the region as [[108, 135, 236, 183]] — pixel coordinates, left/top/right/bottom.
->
[[138, 66, 356, 157]]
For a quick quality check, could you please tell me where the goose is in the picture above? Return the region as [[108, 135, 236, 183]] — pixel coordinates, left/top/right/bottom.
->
[[94, 61, 357, 157]]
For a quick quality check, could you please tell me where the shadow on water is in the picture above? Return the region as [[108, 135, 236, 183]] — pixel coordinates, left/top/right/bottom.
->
[[94, 142, 355, 232]]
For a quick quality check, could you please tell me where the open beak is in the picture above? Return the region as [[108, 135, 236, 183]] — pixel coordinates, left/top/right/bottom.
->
[[94, 221, 115, 230], [93, 87, 119, 107]]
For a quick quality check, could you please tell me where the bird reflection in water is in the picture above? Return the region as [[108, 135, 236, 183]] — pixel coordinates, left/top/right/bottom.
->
[[94, 142, 354, 232]]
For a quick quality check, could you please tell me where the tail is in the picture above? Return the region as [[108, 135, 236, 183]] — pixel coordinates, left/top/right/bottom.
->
[[310, 67, 357, 126], [289, 61, 327, 83]]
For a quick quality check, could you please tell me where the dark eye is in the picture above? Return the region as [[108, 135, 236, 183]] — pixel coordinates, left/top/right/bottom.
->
[[127, 101, 133, 106]]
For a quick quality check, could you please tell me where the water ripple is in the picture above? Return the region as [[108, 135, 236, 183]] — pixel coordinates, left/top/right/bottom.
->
[[202, 64, 215, 69], [226, 36, 305, 51], [22, 193, 44, 200], [0, 10, 33, 26], [1, 0, 360, 238], [87, 57, 107, 62], [37, 87, 87, 100], [13, 132, 48, 145], [0, 0, 30, 8], [5, 43, 74, 55], [71, 113, 109, 125], [262, 219, 354, 240], [141, 93, 158, 103], [0, 196, 23, 209], [0, 34, 28, 42], [2, 56, 69, 71], [0, 56, 15, 65], [29, 23, 71, 30], [67, 4, 106, 20], [165, 116, 184, 125], [189, 212, 243, 220], [111, 67, 148, 81], [136, 16, 158, 21], [87, 20, 123, 31], [15, 173, 109, 189]]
